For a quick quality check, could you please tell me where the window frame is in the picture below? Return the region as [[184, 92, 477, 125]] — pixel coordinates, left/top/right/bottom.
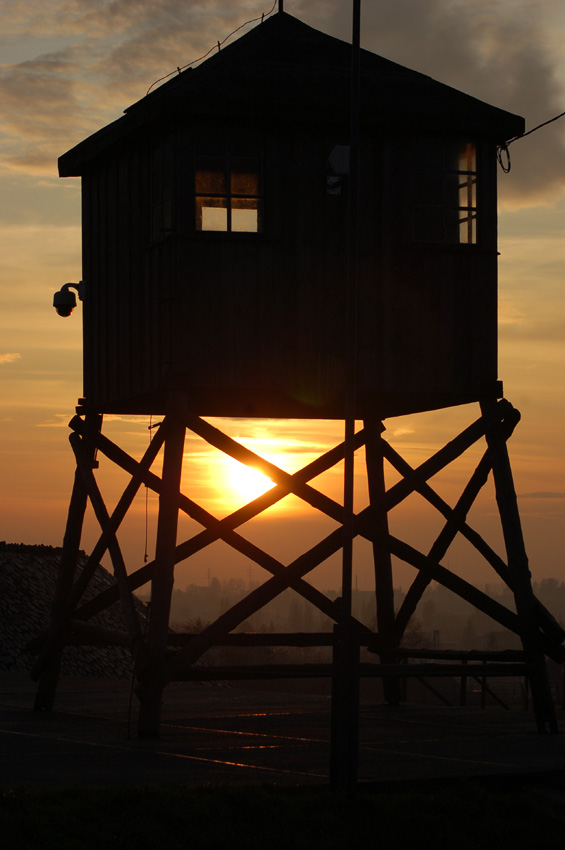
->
[[412, 139, 479, 246], [194, 154, 264, 234]]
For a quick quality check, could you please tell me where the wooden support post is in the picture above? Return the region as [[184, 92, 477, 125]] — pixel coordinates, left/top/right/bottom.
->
[[330, 622, 360, 792], [481, 398, 558, 733], [460, 660, 468, 706], [34, 410, 102, 711], [137, 417, 185, 738], [364, 419, 401, 704]]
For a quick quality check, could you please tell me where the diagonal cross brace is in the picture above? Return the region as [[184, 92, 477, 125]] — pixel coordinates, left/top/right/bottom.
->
[[78, 400, 514, 691], [69, 416, 368, 627], [72, 398, 507, 613]]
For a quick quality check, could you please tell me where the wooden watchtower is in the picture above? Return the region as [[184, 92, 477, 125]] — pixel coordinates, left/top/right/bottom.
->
[[35, 9, 564, 785]]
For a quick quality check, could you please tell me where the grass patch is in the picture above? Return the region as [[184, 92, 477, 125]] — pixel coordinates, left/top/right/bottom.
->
[[1, 779, 564, 849]]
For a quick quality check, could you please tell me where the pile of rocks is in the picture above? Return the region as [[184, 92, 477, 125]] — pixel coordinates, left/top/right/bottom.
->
[[0, 542, 147, 679]]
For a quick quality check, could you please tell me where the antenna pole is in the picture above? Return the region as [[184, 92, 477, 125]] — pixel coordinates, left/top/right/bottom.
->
[[331, 0, 362, 793], [279, 0, 284, 12]]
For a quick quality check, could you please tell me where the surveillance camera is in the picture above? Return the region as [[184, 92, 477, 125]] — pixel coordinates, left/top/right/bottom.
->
[[53, 282, 83, 317], [53, 287, 77, 317]]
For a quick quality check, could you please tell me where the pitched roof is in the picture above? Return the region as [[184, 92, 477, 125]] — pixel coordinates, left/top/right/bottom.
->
[[60, 11, 524, 176]]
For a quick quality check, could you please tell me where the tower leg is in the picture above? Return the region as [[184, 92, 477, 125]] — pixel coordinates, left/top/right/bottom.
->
[[137, 418, 185, 738], [330, 622, 360, 791], [481, 399, 557, 732], [365, 419, 401, 704], [34, 411, 102, 711]]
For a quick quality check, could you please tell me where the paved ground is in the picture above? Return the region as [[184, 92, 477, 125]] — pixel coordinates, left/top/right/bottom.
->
[[1, 672, 565, 789]]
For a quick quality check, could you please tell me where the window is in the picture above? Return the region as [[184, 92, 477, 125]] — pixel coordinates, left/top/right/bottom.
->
[[412, 140, 478, 245], [195, 156, 263, 232], [457, 143, 477, 244]]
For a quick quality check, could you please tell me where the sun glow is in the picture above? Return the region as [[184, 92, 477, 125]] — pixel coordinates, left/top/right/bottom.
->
[[223, 455, 275, 503], [192, 419, 342, 516]]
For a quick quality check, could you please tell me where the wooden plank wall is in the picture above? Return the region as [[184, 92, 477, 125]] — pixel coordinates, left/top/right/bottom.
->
[[80, 127, 500, 418]]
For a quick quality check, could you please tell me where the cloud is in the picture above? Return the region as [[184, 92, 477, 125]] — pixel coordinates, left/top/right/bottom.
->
[[2, 1, 564, 202], [0, 48, 89, 175], [0, 1, 275, 174], [35, 413, 75, 428], [500, 317, 565, 342], [297, 0, 565, 207], [0, 352, 21, 365]]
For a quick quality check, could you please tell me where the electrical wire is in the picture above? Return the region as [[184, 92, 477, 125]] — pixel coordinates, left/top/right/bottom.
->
[[497, 110, 565, 173], [144, 415, 152, 565], [147, 1, 278, 95]]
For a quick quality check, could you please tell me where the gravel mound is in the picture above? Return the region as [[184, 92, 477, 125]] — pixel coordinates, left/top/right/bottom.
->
[[0, 542, 147, 679]]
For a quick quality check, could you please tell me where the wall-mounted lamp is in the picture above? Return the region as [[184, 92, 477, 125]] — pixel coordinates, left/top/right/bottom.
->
[[53, 281, 84, 317]]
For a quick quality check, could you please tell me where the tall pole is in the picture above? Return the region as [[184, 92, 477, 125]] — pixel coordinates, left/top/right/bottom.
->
[[341, 0, 361, 629], [331, 0, 361, 793], [138, 416, 186, 738]]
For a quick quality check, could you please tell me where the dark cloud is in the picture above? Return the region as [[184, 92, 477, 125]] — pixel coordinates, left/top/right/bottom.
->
[[0, 48, 89, 174], [3, 0, 564, 201], [295, 0, 565, 206]]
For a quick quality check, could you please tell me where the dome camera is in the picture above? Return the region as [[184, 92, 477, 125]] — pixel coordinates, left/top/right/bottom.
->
[[53, 282, 83, 317]]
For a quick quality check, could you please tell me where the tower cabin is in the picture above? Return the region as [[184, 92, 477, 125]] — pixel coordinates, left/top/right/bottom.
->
[[58, 11, 524, 420]]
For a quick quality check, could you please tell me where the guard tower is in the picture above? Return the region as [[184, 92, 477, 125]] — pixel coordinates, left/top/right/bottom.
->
[[35, 10, 564, 784]]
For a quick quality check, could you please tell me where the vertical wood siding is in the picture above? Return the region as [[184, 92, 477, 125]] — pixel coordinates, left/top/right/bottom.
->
[[81, 127, 499, 419]]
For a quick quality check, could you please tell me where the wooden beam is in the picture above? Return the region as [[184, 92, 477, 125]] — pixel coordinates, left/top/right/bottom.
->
[[167, 661, 528, 682], [149, 404, 516, 687], [33, 411, 101, 704], [181, 409, 347, 523], [138, 418, 185, 738], [69, 431, 145, 653], [364, 419, 400, 704], [481, 397, 558, 732], [154, 523, 350, 688], [64, 418, 168, 614], [386, 418, 564, 645], [71, 400, 507, 634], [395, 449, 494, 637], [70, 416, 367, 626], [387, 533, 563, 661]]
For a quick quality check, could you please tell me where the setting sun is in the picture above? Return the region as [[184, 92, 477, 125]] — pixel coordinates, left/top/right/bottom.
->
[[223, 455, 275, 503]]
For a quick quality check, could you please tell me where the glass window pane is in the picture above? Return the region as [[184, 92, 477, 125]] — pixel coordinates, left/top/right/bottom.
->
[[195, 153, 262, 233], [232, 208, 258, 232], [202, 206, 228, 231], [459, 212, 477, 244], [231, 164, 260, 196], [458, 175, 476, 208], [232, 197, 261, 232], [413, 140, 477, 245], [196, 197, 228, 231], [458, 142, 476, 173], [196, 159, 226, 194]]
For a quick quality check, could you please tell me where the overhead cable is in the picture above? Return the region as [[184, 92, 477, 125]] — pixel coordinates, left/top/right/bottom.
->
[[498, 110, 565, 173]]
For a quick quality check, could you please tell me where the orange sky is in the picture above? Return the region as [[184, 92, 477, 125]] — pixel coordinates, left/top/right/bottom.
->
[[1, 1, 564, 593]]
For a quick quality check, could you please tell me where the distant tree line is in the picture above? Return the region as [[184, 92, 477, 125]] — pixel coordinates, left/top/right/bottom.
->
[[164, 576, 565, 652]]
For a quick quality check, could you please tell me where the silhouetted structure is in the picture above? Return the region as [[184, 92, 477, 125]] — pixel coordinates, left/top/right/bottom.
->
[[59, 13, 515, 419], [36, 11, 564, 788]]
